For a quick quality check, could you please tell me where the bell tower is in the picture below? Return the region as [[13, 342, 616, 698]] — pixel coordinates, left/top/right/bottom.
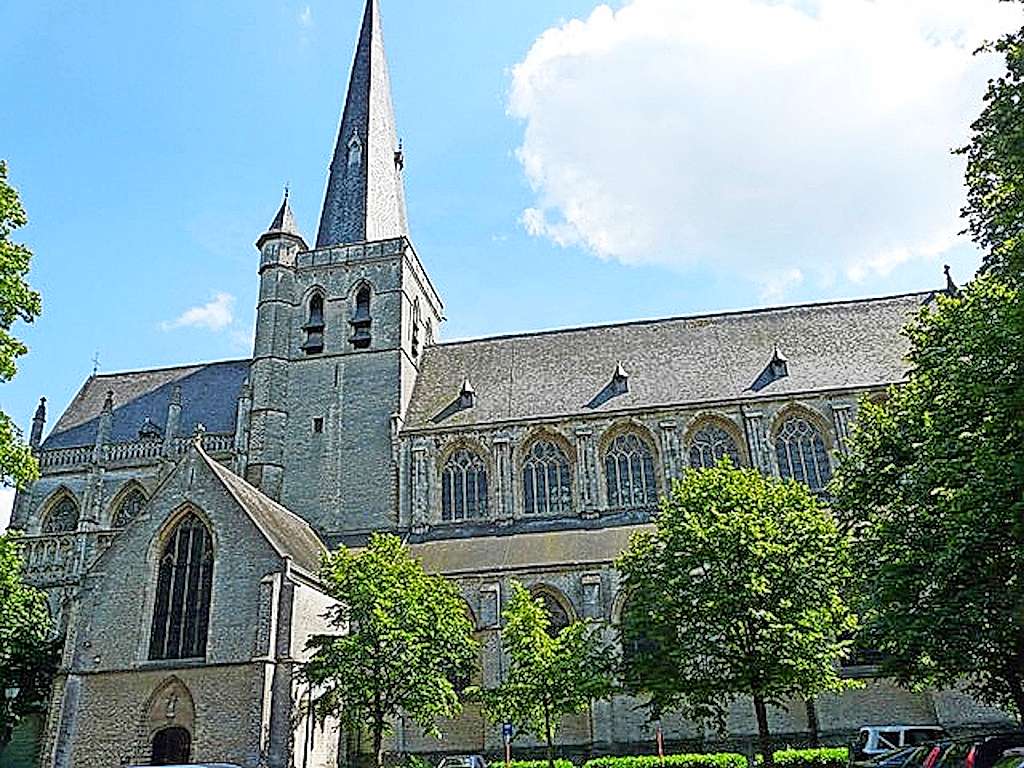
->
[[245, 0, 443, 541]]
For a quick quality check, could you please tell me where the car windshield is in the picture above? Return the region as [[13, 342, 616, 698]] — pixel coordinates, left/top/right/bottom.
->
[[907, 730, 946, 746]]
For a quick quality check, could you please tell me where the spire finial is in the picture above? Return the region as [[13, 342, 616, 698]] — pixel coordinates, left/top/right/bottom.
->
[[944, 264, 961, 297]]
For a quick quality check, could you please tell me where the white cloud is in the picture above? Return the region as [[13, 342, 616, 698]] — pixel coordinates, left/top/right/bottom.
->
[[299, 5, 313, 28], [162, 292, 235, 332], [510, 0, 1022, 295]]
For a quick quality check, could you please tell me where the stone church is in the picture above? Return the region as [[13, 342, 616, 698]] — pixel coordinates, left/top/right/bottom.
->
[[8, 1, 1012, 766]]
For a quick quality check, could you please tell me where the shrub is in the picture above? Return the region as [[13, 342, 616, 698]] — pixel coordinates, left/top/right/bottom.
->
[[584, 754, 747, 768], [762, 748, 849, 768], [509, 761, 575, 768]]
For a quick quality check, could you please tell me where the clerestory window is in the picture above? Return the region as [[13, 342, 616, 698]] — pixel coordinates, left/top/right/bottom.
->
[[113, 488, 147, 529], [149, 513, 214, 661], [522, 440, 573, 517], [604, 433, 658, 510], [441, 449, 488, 523], [43, 497, 79, 534], [688, 424, 741, 470], [775, 416, 832, 492]]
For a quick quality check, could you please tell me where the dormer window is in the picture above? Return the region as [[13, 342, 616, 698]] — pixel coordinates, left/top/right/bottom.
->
[[611, 363, 629, 396], [350, 285, 372, 350], [302, 293, 326, 355], [347, 132, 363, 168], [769, 345, 789, 379]]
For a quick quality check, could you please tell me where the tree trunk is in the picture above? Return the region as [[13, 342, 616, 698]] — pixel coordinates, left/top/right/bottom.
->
[[753, 695, 773, 768], [373, 716, 385, 768], [805, 698, 820, 748], [544, 705, 555, 768]]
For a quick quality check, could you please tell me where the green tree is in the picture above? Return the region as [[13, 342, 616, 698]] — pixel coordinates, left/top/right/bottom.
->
[[959, 10, 1024, 285], [618, 462, 856, 767], [833, 276, 1024, 719], [0, 160, 42, 489], [1, 533, 58, 750], [478, 582, 615, 768], [304, 533, 478, 768]]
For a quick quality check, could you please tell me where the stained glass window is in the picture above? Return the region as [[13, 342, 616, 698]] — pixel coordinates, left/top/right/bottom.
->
[[688, 424, 741, 470], [604, 433, 658, 509], [441, 449, 488, 522], [149, 514, 214, 661], [43, 497, 79, 533], [522, 440, 573, 516], [113, 488, 146, 528], [775, 416, 832, 492]]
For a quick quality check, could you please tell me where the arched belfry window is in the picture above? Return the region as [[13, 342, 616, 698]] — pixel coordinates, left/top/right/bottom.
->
[[149, 514, 214, 661], [43, 496, 79, 534], [688, 423, 741, 470], [522, 439, 573, 517], [441, 449, 488, 523], [604, 433, 658, 510], [775, 415, 832, 492], [350, 285, 372, 350], [302, 293, 326, 355], [113, 487, 147, 528]]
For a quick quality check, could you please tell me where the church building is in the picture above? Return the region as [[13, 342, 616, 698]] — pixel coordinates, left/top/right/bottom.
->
[[10, 1, 1012, 766]]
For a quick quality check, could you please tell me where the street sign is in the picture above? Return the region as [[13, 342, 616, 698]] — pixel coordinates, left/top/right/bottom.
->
[[502, 723, 513, 743]]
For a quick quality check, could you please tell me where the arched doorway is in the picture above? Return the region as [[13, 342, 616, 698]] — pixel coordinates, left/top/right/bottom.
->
[[151, 726, 191, 765]]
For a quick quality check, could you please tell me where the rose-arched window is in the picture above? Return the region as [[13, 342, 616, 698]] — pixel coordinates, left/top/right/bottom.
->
[[113, 488, 147, 529], [43, 497, 79, 533], [441, 449, 488, 523], [522, 440, 573, 517], [688, 424, 741, 470], [775, 416, 832, 492], [604, 433, 658, 509], [149, 514, 214, 661]]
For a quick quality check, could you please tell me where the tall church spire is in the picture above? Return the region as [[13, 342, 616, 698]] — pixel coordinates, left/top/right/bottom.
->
[[316, 0, 409, 249]]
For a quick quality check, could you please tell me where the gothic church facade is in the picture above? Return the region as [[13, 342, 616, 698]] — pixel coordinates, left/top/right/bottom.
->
[[10, 1, 1011, 766]]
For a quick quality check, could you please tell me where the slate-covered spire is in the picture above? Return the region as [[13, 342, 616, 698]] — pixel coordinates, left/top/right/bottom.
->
[[316, 0, 409, 249], [258, 188, 307, 250]]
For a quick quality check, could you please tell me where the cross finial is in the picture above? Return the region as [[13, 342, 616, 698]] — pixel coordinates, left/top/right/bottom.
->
[[92, 351, 100, 377]]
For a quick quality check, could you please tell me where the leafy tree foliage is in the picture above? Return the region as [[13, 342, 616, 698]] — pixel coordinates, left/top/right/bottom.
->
[[618, 462, 856, 767], [833, 277, 1024, 719], [0, 533, 57, 749], [0, 160, 41, 488], [304, 533, 478, 768], [478, 582, 615, 768], [959, 11, 1024, 285]]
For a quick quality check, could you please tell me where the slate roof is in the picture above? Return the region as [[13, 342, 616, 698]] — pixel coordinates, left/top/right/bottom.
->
[[43, 360, 251, 450], [404, 292, 933, 431], [200, 447, 326, 574]]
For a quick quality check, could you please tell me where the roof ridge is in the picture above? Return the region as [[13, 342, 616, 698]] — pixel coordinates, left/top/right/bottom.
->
[[89, 357, 251, 379], [432, 290, 933, 348]]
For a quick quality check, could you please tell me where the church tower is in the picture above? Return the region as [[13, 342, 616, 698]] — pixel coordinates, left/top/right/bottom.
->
[[247, 0, 443, 541]]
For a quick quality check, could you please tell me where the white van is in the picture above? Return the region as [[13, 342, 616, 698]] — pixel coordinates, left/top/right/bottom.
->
[[854, 725, 948, 760]]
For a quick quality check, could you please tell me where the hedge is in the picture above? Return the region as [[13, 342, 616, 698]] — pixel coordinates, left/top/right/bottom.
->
[[760, 748, 850, 768], [508, 761, 576, 768], [583, 753, 747, 768]]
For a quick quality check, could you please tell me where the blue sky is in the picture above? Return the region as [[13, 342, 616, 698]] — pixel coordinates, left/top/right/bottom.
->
[[1, 0, 1021, 525]]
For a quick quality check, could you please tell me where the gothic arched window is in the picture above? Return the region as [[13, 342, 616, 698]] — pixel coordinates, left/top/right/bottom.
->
[[411, 297, 422, 358], [113, 488, 147, 528], [351, 285, 372, 349], [533, 588, 572, 637], [43, 497, 79, 534], [775, 416, 832, 492], [302, 293, 326, 355], [688, 424, 741, 470], [604, 433, 658, 509], [441, 449, 488, 523], [522, 440, 573, 517], [149, 514, 214, 661]]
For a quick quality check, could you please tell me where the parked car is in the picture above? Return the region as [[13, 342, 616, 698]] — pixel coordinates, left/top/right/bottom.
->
[[851, 747, 922, 768], [438, 756, 487, 768], [853, 726, 949, 762]]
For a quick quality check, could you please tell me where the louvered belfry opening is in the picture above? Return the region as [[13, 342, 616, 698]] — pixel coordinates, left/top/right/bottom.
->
[[149, 513, 214, 661]]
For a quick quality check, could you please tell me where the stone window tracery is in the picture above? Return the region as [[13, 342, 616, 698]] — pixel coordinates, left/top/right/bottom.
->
[[441, 449, 488, 523], [113, 488, 146, 529], [149, 513, 214, 661], [43, 496, 79, 533], [522, 439, 573, 517], [688, 424, 741, 470], [604, 433, 658, 509], [774, 416, 832, 492]]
